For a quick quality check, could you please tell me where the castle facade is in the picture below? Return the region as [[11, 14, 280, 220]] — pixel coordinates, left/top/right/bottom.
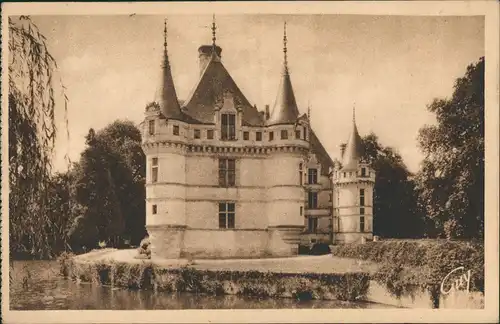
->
[[141, 20, 375, 259]]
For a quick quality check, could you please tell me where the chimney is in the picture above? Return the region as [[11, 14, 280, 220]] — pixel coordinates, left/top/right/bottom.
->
[[198, 45, 222, 75], [265, 105, 270, 120]]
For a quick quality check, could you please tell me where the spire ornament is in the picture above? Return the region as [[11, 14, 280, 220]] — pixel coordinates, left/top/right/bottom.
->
[[212, 14, 217, 48], [163, 19, 168, 53], [353, 103, 356, 123], [283, 21, 288, 73]]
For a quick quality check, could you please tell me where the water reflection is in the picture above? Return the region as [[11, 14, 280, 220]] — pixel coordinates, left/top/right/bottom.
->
[[10, 260, 391, 310]]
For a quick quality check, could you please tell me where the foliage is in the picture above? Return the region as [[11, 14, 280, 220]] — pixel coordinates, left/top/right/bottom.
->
[[354, 134, 425, 238], [331, 240, 484, 298], [415, 57, 484, 239], [8, 16, 70, 259], [68, 120, 146, 250]]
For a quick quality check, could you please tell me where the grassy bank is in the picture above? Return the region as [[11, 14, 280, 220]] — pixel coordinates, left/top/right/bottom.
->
[[331, 239, 484, 306], [61, 254, 370, 302]]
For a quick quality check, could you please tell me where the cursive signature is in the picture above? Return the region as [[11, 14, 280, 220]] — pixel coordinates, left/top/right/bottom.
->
[[440, 266, 471, 295]]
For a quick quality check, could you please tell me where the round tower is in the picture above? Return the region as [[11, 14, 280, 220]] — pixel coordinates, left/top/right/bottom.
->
[[142, 20, 187, 259], [332, 108, 375, 244], [265, 21, 307, 255]]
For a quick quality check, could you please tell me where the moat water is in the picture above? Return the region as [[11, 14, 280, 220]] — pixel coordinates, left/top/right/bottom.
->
[[10, 261, 392, 310]]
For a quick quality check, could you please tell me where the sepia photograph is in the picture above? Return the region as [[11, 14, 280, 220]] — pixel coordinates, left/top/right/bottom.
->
[[1, 1, 499, 323]]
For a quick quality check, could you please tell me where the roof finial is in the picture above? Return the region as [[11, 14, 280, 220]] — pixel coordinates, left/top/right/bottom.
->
[[353, 103, 356, 123], [283, 21, 288, 72], [308, 101, 312, 147], [163, 19, 168, 53], [212, 14, 217, 48]]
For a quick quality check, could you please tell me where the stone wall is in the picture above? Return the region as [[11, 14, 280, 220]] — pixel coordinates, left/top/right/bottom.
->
[[147, 226, 300, 259]]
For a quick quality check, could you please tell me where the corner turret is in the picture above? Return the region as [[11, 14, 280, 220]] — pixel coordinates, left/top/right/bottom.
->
[[154, 19, 183, 120], [267, 22, 299, 126]]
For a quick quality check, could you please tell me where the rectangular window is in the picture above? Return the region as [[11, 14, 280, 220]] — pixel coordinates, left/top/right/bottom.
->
[[329, 193, 333, 202], [243, 131, 249, 140], [219, 159, 236, 187], [194, 129, 201, 139], [281, 130, 288, 139], [360, 189, 365, 206], [219, 202, 235, 229], [295, 130, 301, 139], [360, 207, 365, 215], [299, 163, 303, 186], [207, 129, 214, 139], [360, 216, 365, 232], [308, 217, 318, 233], [256, 131, 262, 141], [303, 127, 307, 140], [300, 206, 303, 216], [151, 158, 158, 183], [148, 120, 155, 135], [221, 114, 236, 140], [269, 131, 274, 141], [361, 167, 366, 177], [173, 125, 179, 136], [152, 204, 157, 215], [308, 168, 318, 184], [308, 191, 318, 209]]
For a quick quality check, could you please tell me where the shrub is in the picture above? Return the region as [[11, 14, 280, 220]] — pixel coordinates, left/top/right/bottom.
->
[[331, 239, 484, 300]]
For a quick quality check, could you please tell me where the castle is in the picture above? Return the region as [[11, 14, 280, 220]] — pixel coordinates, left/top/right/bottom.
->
[[141, 20, 375, 259]]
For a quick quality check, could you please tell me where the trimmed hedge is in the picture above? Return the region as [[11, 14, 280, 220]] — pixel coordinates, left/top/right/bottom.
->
[[64, 258, 370, 302], [331, 239, 484, 303]]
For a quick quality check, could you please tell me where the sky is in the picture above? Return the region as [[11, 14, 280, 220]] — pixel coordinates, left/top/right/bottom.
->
[[28, 14, 484, 173]]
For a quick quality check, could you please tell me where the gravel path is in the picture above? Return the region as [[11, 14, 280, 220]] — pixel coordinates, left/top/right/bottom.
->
[[75, 249, 379, 274]]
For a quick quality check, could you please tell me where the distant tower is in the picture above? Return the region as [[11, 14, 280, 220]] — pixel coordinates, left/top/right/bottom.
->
[[331, 107, 375, 244]]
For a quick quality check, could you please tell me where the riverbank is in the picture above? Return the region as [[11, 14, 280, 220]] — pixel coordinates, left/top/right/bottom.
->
[[65, 249, 377, 302], [63, 246, 485, 308]]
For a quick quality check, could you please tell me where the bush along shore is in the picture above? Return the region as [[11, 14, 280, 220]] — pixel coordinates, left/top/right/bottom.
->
[[331, 239, 484, 308], [60, 254, 369, 302]]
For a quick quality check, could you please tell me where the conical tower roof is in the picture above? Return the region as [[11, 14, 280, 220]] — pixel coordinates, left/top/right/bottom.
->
[[267, 22, 299, 126], [154, 20, 183, 120], [342, 107, 364, 170]]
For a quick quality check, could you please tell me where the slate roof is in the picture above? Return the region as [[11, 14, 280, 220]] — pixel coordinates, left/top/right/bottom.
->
[[310, 129, 335, 176], [341, 118, 364, 170], [181, 51, 264, 126], [267, 67, 300, 125]]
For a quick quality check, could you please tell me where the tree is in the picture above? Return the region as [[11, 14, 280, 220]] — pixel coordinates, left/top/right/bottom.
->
[[8, 16, 69, 258], [359, 134, 424, 238], [69, 121, 146, 249], [94, 120, 146, 245], [415, 57, 484, 240]]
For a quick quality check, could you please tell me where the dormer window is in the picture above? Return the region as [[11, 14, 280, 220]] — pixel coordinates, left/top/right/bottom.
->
[[221, 113, 236, 140], [148, 120, 155, 135], [281, 130, 288, 140], [308, 168, 318, 184], [361, 167, 366, 177]]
